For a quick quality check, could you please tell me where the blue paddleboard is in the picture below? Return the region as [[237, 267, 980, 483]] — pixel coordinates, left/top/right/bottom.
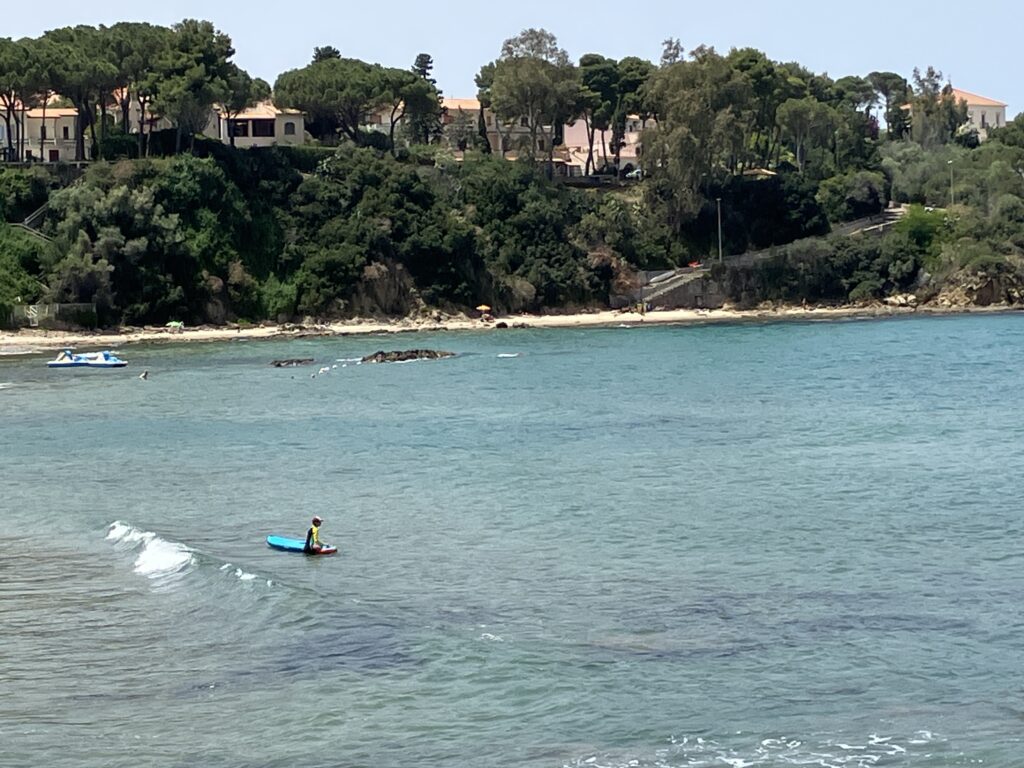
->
[[266, 535, 337, 555]]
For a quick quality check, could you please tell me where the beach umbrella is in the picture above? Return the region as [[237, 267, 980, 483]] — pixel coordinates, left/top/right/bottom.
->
[[476, 305, 492, 312]]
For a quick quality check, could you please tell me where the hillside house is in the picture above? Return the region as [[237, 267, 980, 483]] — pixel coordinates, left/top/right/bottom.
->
[[212, 102, 306, 148], [442, 97, 549, 155], [8, 107, 88, 162], [562, 114, 646, 175], [953, 88, 1008, 139]]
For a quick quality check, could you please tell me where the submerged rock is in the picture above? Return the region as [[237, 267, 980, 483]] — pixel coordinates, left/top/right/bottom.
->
[[361, 349, 455, 364], [271, 358, 315, 367]]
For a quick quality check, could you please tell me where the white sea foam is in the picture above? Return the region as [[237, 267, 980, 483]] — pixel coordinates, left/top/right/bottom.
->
[[106, 521, 195, 580], [0, 382, 14, 391], [497, 353, 521, 359], [564, 729, 943, 768]]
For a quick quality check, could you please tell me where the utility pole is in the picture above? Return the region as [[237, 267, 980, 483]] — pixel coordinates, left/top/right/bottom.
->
[[948, 160, 955, 207]]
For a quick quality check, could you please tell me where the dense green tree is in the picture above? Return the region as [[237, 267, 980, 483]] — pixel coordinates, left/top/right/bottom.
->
[[43, 26, 116, 160], [578, 54, 619, 173], [617, 56, 656, 121], [989, 114, 1024, 148], [660, 38, 683, 68], [777, 97, 837, 174], [274, 57, 384, 145], [868, 71, 909, 139], [489, 29, 582, 173], [643, 47, 751, 234], [47, 178, 194, 322], [816, 170, 886, 222], [0, 224, 47, 311], [405, 54, 443, 145], [908, 66, 967, 149], [151, 19, 236, 154], [0, 38, 26, 160], [312, 46, 341, 63], [727, 48, 801, 169], [380, 66, 439, 152]]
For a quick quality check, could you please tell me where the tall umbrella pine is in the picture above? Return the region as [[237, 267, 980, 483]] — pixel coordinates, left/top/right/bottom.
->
[[151, 19, 235, 154], [43, 27, 117, 162]]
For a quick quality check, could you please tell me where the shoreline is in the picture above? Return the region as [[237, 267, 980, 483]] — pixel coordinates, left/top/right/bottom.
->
[[1, 303, 1020, 353]]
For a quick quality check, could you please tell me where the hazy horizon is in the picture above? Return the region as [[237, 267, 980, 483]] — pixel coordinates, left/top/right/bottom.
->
[[6, 0, 1018, 116]]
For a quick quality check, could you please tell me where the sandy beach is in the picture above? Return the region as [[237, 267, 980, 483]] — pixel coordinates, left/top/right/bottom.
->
[[0, 303, 1019, 353]]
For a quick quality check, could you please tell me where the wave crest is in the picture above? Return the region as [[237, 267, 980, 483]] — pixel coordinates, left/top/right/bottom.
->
[[106, 521, 196, 581]]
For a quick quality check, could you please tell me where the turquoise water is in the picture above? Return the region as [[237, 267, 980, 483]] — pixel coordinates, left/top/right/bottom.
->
[[3, 315, 1024, 767]]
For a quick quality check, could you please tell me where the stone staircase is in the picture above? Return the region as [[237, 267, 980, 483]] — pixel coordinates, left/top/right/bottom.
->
[[615, 206, 909, 310]]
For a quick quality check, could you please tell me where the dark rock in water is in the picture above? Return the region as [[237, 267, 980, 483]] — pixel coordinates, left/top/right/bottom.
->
[[271, 358, 315, 367], [361, 349, 455, 364]]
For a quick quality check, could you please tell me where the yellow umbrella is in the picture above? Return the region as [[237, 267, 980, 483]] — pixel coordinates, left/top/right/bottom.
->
[[476, 305, 492, 312]]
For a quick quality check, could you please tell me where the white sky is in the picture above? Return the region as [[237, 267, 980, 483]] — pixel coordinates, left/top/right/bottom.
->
[[5, 0, 1017, 116]]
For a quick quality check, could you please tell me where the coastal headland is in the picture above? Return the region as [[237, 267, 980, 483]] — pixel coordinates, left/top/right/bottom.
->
[[1, 303, 1018, 353]]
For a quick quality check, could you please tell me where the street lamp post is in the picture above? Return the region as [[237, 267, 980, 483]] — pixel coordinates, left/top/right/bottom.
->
[[716, 197, 723, 263], [948, 159, 955, 207]]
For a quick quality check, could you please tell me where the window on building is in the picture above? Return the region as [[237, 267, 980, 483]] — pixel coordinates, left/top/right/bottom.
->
[[284, 121, 296, 136], [231, 120, 249, 137], [997, 113, 1002, 127], [520, 116, 529, 128], [981, 112, 988, 129], [537, 138, 545, 151], [62, 126, 69, 140], [252, 120, 275, 138], [487, 115, 493, 127]]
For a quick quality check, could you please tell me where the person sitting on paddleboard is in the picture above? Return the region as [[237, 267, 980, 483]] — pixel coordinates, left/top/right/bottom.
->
[[304, 516, 324, 554]]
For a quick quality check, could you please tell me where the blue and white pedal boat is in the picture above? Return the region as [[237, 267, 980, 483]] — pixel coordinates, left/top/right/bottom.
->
[[47, 350, 128, 368]]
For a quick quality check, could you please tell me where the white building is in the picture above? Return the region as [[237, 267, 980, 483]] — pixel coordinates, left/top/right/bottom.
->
[[212, 102, 306, 148], [952, 88, 1008, 140]]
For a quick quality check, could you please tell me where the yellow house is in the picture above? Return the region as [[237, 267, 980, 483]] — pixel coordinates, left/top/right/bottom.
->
[[212, 102, 305, 148], [18, 107, 86, 162]]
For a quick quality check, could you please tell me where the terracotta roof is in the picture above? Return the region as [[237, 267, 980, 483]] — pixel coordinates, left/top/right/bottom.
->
[[951, 88, 1006, 108], [220, 101, 302, 119], [25, 108, 78, 118], [443, 97, 481, 112]]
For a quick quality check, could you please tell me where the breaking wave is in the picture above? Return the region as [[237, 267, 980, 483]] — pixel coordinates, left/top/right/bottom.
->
[[106, 521, 196, 581], [107, 522, 272, 588]]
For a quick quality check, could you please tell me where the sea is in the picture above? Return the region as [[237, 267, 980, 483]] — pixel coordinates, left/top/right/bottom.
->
[[2, 314, 1024, 768]]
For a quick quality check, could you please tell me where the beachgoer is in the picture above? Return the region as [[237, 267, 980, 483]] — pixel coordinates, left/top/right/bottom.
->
[[304, 516, 324, 554], [139, 370, 149, 380]]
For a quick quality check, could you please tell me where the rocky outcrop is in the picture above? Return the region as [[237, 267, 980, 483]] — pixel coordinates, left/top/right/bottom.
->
[[271, 358, 314, 367], [883, 293, 919, 308], [932, 268, 1024, 308], [346, 261, 425, 317], [361, 349, 454, 364]]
